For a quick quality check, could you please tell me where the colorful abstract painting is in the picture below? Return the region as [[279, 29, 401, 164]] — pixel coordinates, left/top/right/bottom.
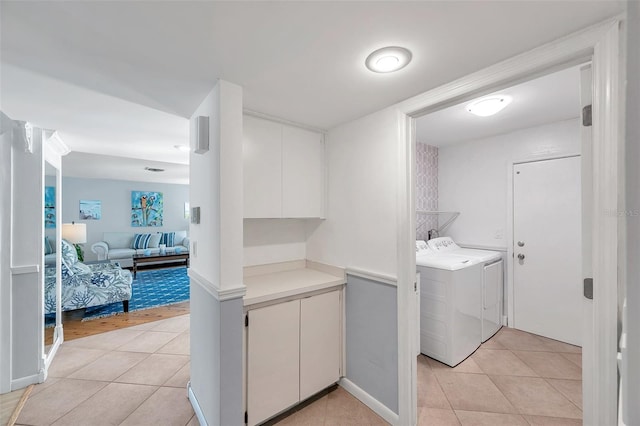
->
[[80, 200, 101, 220], [131, 191, 163, 227], [44, 186, 56, 228]]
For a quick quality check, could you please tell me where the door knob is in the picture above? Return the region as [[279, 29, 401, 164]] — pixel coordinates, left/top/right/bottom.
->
[[517, 253, 525, 260], [517, 241, 525, 247]]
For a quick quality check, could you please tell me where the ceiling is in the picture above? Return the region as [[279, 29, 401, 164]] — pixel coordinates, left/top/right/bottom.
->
[[0, 1, 624, 182], [416, 65, 583, 147], [64, 152, 189, 185]]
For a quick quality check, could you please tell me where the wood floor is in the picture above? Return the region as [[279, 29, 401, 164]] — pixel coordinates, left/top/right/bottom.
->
[[45, 301, 190, 342], [1, 387, 28, 426]]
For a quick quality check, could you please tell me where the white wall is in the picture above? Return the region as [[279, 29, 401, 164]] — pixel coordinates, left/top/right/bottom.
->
[[60, 177, 189, 261], [438, 118, 581, 248], [243, 219, 309, 266], [306, 108, 399, 276], [10, 125, 44, 390], [624, 0, 639, 424], [188, 80, 245, 426], [0, 113, 15, 393], [305, 107, 402, 418]]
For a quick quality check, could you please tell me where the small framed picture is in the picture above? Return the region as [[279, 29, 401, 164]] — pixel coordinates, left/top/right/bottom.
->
[[79, 200, 101, 220]]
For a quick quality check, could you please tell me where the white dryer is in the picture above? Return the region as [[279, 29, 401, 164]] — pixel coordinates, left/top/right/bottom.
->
[[416, 241, 483, 366], [428, 237, 503, 342]]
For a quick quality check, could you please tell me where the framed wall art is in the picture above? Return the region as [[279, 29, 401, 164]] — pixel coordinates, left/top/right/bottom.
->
[[131, 191, 163, 227], [79, 200, 101, 220]]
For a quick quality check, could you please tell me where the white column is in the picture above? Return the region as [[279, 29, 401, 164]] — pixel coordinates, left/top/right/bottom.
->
[[188, 79, 246, 426], [0, 113, 15, 394], [9, 122, 45, 389]]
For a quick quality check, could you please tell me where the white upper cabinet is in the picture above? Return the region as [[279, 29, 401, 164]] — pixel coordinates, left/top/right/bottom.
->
[[243, 115, 283, 218], [243, 115, 324, 218], [282, 126, 323, 218]]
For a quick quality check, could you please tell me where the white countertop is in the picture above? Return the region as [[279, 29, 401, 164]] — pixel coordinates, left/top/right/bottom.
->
[[243, 267, 345, 307]]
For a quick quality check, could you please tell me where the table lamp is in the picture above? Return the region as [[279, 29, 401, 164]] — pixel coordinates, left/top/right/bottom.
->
[[62, 222, 87, 262]]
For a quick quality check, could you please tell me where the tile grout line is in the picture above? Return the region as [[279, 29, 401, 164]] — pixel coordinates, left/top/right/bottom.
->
[[484, 349, 526, 416], [541, 376, 584, 414], [116, 384, 164, 426]]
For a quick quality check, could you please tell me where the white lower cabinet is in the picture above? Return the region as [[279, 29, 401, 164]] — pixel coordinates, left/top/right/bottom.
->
[[246, 290, 341, 426], [300, 291, 341, 400], [247, 300, 300, 426]]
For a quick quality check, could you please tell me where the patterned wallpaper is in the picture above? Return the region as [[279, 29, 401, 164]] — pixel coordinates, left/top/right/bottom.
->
[[416, 143, 438, 241]]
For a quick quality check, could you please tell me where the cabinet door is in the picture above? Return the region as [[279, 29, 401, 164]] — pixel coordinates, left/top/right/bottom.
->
[[247, 300, 300, 426], [243, 115, 283, 218], [282, 125, 324, 218], [299, 290, 341, 400]]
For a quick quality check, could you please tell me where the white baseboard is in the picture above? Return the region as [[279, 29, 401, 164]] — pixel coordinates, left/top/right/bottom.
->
[[339, 378, 399, 425], [11, 373, 40, 391], [187, 381, 208, 426]]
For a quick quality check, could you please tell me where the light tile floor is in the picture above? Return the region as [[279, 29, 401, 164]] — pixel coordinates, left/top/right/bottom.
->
[[15, 314, 384, 426], [270, 327, 582, 426], [16, 315, 196, 426], [16, 318, 581, 426], [416, 327, 582, 426]]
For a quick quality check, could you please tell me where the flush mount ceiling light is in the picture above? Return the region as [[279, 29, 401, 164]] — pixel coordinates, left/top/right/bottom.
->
[[365, 46, 412, 73], [466, 95, 512, 117], [144, 166, 165, 172], [174, 145, 190, 152]]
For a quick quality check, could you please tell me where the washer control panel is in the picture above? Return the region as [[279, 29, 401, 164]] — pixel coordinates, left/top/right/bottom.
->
[[427, 237, 460, 253]]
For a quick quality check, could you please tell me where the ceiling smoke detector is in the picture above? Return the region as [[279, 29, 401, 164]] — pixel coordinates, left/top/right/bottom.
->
[[144, 166, 165, 172], [365, 46, 412, 73]]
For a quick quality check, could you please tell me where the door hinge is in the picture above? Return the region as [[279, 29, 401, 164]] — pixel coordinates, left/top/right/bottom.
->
[[245, 314, 249, 327], [582, 105, 592, 127], [414, 281, 417, 292], [244, 411, 248, 424], [584, 278, 594, 300]]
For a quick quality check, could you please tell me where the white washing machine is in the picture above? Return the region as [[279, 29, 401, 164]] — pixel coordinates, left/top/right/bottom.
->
[[427, 237, 503, 342], [416, 241, 483, 366]]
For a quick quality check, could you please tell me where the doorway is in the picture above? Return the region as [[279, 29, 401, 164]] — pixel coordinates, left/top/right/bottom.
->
[[400, 18, 621, 426], [412, 65, 585, 424]]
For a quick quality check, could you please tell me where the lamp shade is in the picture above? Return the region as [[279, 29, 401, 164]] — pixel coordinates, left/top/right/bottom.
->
[[62, 223, 87, 244]]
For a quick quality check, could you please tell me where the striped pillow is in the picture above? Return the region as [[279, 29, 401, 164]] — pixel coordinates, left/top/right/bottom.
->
[[44, 236, 53, 255], [161, 232, 176, 247], [131, 233, 152, 249]]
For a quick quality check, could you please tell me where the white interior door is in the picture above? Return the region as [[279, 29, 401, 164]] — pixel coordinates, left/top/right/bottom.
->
[[513, 156, 582, 345]]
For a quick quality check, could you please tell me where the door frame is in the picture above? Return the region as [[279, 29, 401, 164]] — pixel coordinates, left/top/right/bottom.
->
[[507, 154, 582, 339], [396, 17, 623, 426]]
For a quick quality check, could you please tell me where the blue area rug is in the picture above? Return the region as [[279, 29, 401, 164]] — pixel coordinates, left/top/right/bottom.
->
[[45, 267, 189, 324], [83, 267, 190, 321]]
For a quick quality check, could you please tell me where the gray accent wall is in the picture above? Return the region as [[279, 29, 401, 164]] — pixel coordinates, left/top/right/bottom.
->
[[61, 177, 189, 261], [345, 274, 398, 414], [190, 280, 244, 426]]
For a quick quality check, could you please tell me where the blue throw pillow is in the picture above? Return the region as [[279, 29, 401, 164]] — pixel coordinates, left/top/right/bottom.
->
[[161, 232, 176, 247], [132, 233, 152, 249], [44, 236, 53, 255]]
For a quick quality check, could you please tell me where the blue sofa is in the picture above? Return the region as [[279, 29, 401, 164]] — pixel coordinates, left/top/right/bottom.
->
[[45, 239, 133, 314]]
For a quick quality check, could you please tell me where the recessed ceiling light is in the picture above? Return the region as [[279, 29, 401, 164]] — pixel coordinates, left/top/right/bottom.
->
[[365, 46, 412, 73], [144, 167, 165, 172], [466, 95, 512, 117], [174, 145, 190, 152]]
